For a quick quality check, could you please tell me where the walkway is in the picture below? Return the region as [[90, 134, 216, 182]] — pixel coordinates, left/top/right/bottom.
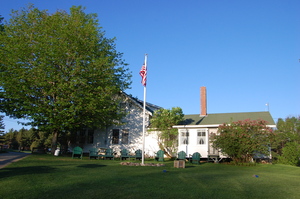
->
[[0, 151, 30, 169]]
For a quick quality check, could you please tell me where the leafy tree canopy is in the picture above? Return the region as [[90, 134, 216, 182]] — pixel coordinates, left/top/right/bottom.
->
[[272, 116, 300, 156], [276, 116, 300, 141], [0, 15, 4, 31], [272, 116, 300, 166], [0, 115, 4, 131], [212, 119, 273, 164], [0, 5, 131, 152], [149, 107, 184, 157]]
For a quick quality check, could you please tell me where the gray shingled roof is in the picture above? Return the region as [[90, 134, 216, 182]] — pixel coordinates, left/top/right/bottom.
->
[[179, 111, 275, 126], [134, 98, 162, 114], [121, 92, 162, 114]]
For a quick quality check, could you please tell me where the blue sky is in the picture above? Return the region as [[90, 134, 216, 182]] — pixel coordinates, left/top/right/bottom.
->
[[1, 0, 299, 132]]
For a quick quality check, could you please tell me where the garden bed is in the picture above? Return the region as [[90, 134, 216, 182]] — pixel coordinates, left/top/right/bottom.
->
[[120, 162, 165, 167]]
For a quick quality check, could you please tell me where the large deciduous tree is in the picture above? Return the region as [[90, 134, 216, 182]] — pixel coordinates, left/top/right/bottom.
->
[[212, 119, 273, 164], [0, 5, 131, 153], [149, 107, 184, 158]]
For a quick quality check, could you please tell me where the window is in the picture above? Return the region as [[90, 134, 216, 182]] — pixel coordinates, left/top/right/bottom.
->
[[197, 129, 206, 145], [79, 129, 86, 144], [87, 129, 94, 144], [112, 129, 119, 144], [180, 130, 189, 145], [121, 129, 129, 144]]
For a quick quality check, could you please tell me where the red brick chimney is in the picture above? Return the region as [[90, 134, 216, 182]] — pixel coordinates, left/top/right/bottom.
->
[[200, 86, 207, 116]]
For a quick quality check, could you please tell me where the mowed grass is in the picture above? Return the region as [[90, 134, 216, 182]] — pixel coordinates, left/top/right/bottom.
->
[[0, 154, 299, 199]]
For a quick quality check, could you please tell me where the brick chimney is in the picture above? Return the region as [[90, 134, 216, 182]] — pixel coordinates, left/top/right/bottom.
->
[[200, 86, 207, 116]]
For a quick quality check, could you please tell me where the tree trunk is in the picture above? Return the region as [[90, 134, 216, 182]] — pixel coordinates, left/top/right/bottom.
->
[[51, 131, 59, 155]]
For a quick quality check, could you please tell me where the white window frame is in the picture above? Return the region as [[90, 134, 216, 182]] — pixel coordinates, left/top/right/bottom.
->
[[197, 129, 206, 145], [180, 130, 189, 145]]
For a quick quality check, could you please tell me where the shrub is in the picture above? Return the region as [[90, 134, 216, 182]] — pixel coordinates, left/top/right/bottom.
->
[[278, 142, 300, 166], [212, 119, 273, 164]]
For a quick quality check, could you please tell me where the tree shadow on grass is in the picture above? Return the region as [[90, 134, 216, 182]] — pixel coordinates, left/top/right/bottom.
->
[[185, 165, 196, 168], [77, 164, 106, 168], [0, 166, 56, 179]]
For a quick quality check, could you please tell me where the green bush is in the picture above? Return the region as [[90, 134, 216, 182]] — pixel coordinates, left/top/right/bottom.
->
[[278, 142, 300, 166]]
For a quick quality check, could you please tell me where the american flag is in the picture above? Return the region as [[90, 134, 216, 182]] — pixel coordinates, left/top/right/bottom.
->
[[139, 63, 147, 86]]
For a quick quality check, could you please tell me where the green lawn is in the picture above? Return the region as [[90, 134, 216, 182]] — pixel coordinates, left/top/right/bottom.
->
[[0, 154, 299, 199]]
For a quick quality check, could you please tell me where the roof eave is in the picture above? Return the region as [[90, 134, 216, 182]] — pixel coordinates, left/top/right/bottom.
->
[[173, 124, 277, 129], [121, 92, 153, 116], [173, 124, 220, 128]]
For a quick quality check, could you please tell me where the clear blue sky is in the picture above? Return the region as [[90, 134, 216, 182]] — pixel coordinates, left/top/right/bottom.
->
[[1, 0, 299, 132]]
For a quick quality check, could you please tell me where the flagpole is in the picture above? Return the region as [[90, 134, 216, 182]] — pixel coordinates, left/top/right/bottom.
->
[[142, 54, 147, 165]]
